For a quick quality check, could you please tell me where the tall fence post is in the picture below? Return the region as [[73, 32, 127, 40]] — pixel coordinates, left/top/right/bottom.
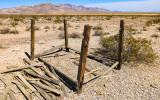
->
[[64, 19, 69, 52], [117, 20, 124, 70], [31, 19, 35, 61], [77, 25, 91, 94]]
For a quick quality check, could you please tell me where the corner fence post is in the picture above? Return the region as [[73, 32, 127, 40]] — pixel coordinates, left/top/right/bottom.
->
[[77, 25, 91, 94], [117, 20, 124, 70], [31, 19, 35, 61], [64, 19, 69, 52]]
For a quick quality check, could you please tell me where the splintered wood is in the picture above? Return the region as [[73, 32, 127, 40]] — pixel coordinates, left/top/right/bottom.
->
[[0, 58, 65, 100]]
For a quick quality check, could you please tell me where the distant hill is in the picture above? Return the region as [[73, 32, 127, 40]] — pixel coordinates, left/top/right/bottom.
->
[[0, 3, 110, 14]]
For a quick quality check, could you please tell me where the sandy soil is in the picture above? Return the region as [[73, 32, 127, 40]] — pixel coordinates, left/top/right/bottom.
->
[[0, 16, 160, 99]]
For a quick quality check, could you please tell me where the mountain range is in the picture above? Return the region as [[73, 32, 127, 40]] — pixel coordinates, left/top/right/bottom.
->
[[0, 3, 109, 14]]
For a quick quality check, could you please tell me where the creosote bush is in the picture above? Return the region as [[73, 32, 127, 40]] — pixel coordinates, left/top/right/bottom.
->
[[44, 26, 50, 29], [69, 32, 81, 38], [0, 28, 10, 34], [0, 28, 19, 34], [93, 25, 103, 30], [151, 34, 159, 38], [100, 34, 157, 63], [93, 30, 104, 36], [26, 26, 40, 31], [58, 26, 64, 31], [58, 31, 81, 39]]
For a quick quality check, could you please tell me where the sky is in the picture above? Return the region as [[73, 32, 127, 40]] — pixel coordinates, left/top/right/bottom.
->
[[0, 0, 159, 12]]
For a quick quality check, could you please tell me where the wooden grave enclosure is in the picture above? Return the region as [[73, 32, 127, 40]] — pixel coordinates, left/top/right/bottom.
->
[[30, 18, 124, 94], [0, 18, 124, 99]]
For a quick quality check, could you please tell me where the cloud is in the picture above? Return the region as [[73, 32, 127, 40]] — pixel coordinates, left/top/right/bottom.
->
[[85, 0, 160, 12]]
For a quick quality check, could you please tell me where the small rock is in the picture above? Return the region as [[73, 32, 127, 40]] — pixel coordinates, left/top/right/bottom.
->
[[150, 84, 157, 88], [97, 91, 103, 95], [104, 84, 109, 88]]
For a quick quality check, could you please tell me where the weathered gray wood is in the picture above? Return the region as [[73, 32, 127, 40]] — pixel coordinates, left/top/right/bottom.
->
[[85, 67, 98, 76], [84, 62, 119, 91], [38, 57, 77, 91], [30, 81, 62, 95], [1, 76, 14, 100], [32, 84, 51, 100], [77, 25, 91, 94], [31, 19, 35, 60], [73, 61, 98, 76], [8, 89, 16, 100], [34, 44, 65, 58], [0, 64, 41, 74], [84, 68, 101, 76], [117, 20, 124, 70], [64, 19, 69, 52], [24, 70, 60, 85], [16, 83, 32, 100], [15, 72, 44, 100]]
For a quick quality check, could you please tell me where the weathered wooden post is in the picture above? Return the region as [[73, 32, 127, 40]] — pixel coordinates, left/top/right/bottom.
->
[[31, 19, 35, 60], [64, 19, 69, 52], [117, 20, 124, 70], [77, 25, 91, 94]]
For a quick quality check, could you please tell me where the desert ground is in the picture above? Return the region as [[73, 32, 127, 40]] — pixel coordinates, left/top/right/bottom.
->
[[0, 15, 160, 99]]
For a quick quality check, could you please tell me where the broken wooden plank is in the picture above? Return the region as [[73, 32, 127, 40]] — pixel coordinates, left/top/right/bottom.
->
[[32, 84, 53, 100], [15, 72, 44, 100], [38, 57, 77, 91], [84, 68, 101, 76], [84, 62, 119, 91], [1, 76, 14, 100], [16, 83, 32, 100], [85, 68, 98, 76], [8, 89, 16, 100], [34, 44, 65, 58], [0, 64, 41, 74], [73, 61, 98, 76], [77, 25, 91, 94], [30, 81, 62, 95], [24, 70, 60, 85]]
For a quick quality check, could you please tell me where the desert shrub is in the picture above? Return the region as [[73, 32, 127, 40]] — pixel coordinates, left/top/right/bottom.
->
[[54, 18, 62, 23], [58, 31, 81, 39], [0, 21, 3, 25], [58, 31, 65, 39], [9, 29, 19, 34], [69, 32, 81, 38], [145, 19, 160, 26], [93, 30, 104, 36], [45, 17, 52, 21], [0, 28, 10, 34], [26, 26, 40, 31], [125, 25, 137, 34], [156, 27, 160, 31], [93, 25, 103, 30], [58, 26, 64, 31], [11, 22, 18, 27], [52, 25, 56, 30], [44, 26, 50, 29], [151, 34, 159, 38], [0, 28, 19, 34], [100, 34, 156, 63]]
